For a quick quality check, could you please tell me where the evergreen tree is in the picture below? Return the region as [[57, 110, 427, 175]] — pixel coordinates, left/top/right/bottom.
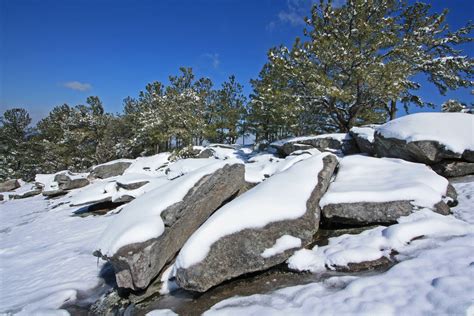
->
[[441, 99, 467, 112], [211, 75, 247, 144], [0, 108, 38, 181], [249, 0, 473, 140]]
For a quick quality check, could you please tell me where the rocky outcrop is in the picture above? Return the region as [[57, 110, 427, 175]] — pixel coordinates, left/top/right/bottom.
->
[[349, 126, 377, 156], [373, 113, 474, 177], [432, 160, 474, 178], [0, 179, 20, 192], [10, 188, 42, 199], [322, 200, 450, 227], [55, 172, 90, 190], [90, 160, 133, 179], [320, 155, 454, 226], [95, 163, 245, 291], [175, 154, 338, 292], [271, 134, 359, 157]]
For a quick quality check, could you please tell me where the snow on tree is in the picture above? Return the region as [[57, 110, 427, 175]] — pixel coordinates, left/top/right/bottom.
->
[[249, 0, 473, 141]]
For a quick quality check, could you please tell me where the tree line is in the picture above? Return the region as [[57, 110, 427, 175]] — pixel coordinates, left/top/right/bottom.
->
[[1, 0, 472, 181]]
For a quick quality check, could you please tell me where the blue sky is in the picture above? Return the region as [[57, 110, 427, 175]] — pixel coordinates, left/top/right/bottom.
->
[[1, 0, 473, 123]]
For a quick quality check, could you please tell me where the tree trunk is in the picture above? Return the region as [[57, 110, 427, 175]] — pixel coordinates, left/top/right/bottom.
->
[[389, 100, 397, 120]]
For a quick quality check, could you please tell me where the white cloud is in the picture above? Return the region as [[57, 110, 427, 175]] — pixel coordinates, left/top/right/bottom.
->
[[269, 0, 346, 30], [277, 0, 314, 26], [63, 81, 92, 92], [203, 53, 220, 69]]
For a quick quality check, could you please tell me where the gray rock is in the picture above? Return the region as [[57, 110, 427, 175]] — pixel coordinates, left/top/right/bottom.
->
[[432, 160, 474, 178], [0, 179, 20, 192], [116, 180, 149, 190], [10, 189, 42, 199], [349, 131, 375, 156], [175, 155, 338, 292], [462, 150, 474, 162], [272, 134, 359, 157], [198, 148, 215, 159], [90, 161, 133, 179], [42, 188, 67, 197], [280, 143, 314, 156], [55, 173, 90, 190], [374, 133, 465, 165], [0, 194, 3, 201], [322, 200, 451, 226], [96, 163, 245, 291]]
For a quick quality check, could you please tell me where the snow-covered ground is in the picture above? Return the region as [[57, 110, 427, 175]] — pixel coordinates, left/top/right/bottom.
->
[[1, 147, 473, 315], [0, 194, 113, 315], [202, 178, 474, 316]]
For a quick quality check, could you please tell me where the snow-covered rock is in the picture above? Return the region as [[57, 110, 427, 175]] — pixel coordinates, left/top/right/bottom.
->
[[320, 155, 452, 226], [349, 125, 378, 156], [55, 171, 90, 190], [90, 159, 134, 179], [0, 179, 20, 192], [270, 133, 359, 157], [95, 160, 245, 290], [174, 153, 338, 292], [244, 148, 321, 183], [374, 113, 474, 176]]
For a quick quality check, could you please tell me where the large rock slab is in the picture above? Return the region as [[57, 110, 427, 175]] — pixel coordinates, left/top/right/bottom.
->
[[374, 113, 474, 167], [55, 172, 90, 190], [174, 153, 338, 292], [271, 134, 359, 157], [0, 179, 20, 192], [432, 160, 474, 178], [320, 155, 453, 226], [90, 160, 133, 179], [94, 161, 245, 291], [349, 126, 378, 156]]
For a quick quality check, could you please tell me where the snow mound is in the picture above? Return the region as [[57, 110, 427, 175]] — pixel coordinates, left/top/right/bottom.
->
[[175, 153, 333, 269], [124, 153, 171, 175], [271, 133, 350, 147], [350, 126, 376, 142], [97, 159, 241, 256], [319, 155, 449, 208], [245, 149, 321, 183], [376, 112, 474, 154]]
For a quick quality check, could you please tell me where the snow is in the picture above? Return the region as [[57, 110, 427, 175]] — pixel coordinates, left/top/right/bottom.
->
[[204, 180, 474, 316], [96, 159, 241, 256], [146, 309, 178, 316], [319, 155, 449, 209], [175, 153, 333, 269], [165, 158, 221, 180], [245, 149, 321, 183], [92, 158, 134, 168], [376, 112, 474, 153], [261, 235, 302, 258], [123, 153, 171, 176], [0, 195, 114, 315], [288, 209, 472, 272], [35, 172, 61, 191], [271, 133, 350, 147], [350, 126, 376, 142]]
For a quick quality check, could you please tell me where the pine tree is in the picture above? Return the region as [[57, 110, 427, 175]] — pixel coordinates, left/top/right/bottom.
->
[[441, 99, 467, 112], [249, 0, 473, 139], [0, 108, 37, 181]]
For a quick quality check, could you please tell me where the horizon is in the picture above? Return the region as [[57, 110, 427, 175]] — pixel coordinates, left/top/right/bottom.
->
[[1, 0, 473, 123]]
